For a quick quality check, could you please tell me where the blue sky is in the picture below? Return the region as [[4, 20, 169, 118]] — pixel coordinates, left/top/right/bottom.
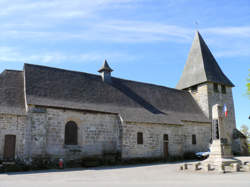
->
[[0, 0, 249, 128]]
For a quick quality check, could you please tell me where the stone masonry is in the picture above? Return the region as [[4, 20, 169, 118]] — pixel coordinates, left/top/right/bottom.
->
[[189, 83, 236, 145], [122, 121, 210, 160], [0, 106, 211, 162], [0, 114, 28, 160], [27, 106, 121, 160]]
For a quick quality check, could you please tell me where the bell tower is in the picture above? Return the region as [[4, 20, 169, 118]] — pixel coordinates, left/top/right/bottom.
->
[[176, 31, 236, 145]]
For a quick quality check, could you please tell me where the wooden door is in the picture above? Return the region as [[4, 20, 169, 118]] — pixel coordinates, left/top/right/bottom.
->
[[163, 134, 168, 160], [3, 135, 16, 160]]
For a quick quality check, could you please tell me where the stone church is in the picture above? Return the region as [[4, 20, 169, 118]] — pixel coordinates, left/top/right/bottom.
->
[[0, 32, 246, 163]]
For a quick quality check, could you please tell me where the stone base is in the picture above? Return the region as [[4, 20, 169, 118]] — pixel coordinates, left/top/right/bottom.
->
[[179, 139, 245, 173], [203, 157, 241, 167], [201, 139, 241, 171]]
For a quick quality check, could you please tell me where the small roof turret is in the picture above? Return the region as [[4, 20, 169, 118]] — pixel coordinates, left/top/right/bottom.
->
[[176, 31, 234, 90], [98, 60, 113, 73], [98, 60, 113, 83]]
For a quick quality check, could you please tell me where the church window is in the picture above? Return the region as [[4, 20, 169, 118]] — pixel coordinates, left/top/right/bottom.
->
[[163, 134, 168, 142], [137, 132, 143, 144], [192, 134, 196, 145], [221, 85, 226, 94], [213, 83, 219, 92], [65, 121, 78, 145], [190, 85, 198, 92]]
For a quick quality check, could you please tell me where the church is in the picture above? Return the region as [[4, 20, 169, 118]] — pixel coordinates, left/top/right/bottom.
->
[[0, 32, 247, 163]]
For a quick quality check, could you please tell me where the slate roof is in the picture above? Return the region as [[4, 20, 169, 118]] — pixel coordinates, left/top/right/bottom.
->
[[24, 63, 209, 124], [176, 31, 234, 90], [0, 70, 26, 115]]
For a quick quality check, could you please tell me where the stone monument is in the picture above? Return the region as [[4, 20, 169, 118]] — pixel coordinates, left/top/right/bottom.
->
[[203, 104, 240, 170], [180, 104, 244, 173]]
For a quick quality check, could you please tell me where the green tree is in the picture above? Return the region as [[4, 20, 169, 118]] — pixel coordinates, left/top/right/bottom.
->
[[247, 69, 250, 98], [240, 125, 250, 140]]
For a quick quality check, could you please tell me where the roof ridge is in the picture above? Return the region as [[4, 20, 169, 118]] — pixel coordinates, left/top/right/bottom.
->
[[24, 63, 103, 79]]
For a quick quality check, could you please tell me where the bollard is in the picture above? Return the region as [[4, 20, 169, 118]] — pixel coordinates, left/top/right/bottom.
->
[[179, 165, 184, 171], [218, 164, 225, 173], [204, 163, 211, 172], [246, 163, 250, 172], [184, 163, 188, 170], [232, 163, 240, 172], [194, 163, 201, 171]]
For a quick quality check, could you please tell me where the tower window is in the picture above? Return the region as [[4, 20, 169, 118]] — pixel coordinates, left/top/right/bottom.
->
[[190, 85, 198, 92], [192, 134, 196, 145], [213, 83, 219, 92], [137, 132, 143, 144], [221, 85, 226, 94], [163, 134, 168, 142]]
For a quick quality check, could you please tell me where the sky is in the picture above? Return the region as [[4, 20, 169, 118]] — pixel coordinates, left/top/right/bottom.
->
[[0, 0, 249, 128]]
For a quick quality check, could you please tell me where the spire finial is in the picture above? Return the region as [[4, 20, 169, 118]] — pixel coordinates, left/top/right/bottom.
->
[[194, 21, 199, 31]]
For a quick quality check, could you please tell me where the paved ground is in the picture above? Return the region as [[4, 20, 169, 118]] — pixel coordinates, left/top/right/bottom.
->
[[0, 157, 249, 187]]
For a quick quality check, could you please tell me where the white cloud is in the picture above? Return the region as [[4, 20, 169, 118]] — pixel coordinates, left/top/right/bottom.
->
[[92, 21, 193, 42], [0, 21, 193, 43], [200, 27, 250, 58], [0, 46, 136, 64], [203, 26, 250, 37], [0, 0, 134, 18], [0, 0, 250, 59]]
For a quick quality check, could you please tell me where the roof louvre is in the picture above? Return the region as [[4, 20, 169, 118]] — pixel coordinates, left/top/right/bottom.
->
[[176, 31, 234, 89], [98, 60, 113, 83], [98, 60, 113, 73]]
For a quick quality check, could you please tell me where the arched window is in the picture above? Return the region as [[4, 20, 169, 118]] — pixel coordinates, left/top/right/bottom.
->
[[65, 121, 78, 145]]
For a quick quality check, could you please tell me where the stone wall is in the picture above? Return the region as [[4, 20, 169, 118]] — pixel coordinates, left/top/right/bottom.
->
[[0, 114, 28, 160], [189, 83, 236, 144], [182, 121, 211, 153], [121, 121, 211, 160], [121, 122, 183, 159], [28, 106, 121, 160], [207, 83, 236, 142], [189, 83, 209, 118]]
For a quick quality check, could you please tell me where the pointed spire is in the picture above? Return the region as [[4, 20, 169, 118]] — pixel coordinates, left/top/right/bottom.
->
[[176, 31, 234, 89], [98, 60, 113, 83], [98, 59, 113, 73]]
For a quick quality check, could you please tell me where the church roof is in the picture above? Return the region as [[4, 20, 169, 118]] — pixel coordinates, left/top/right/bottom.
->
[[24, 63, 209, 124], [176, 31, 234, 89], [0, 70, 26, 115]]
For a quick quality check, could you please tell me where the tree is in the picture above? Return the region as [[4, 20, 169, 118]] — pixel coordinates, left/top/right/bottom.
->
[[247, 69, 250, 98], [240, 125, 250, 140]]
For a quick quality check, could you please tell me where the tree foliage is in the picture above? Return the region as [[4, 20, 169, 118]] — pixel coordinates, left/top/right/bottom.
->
[[247, 69, 250, 98], [240, 125, 250, 140]]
